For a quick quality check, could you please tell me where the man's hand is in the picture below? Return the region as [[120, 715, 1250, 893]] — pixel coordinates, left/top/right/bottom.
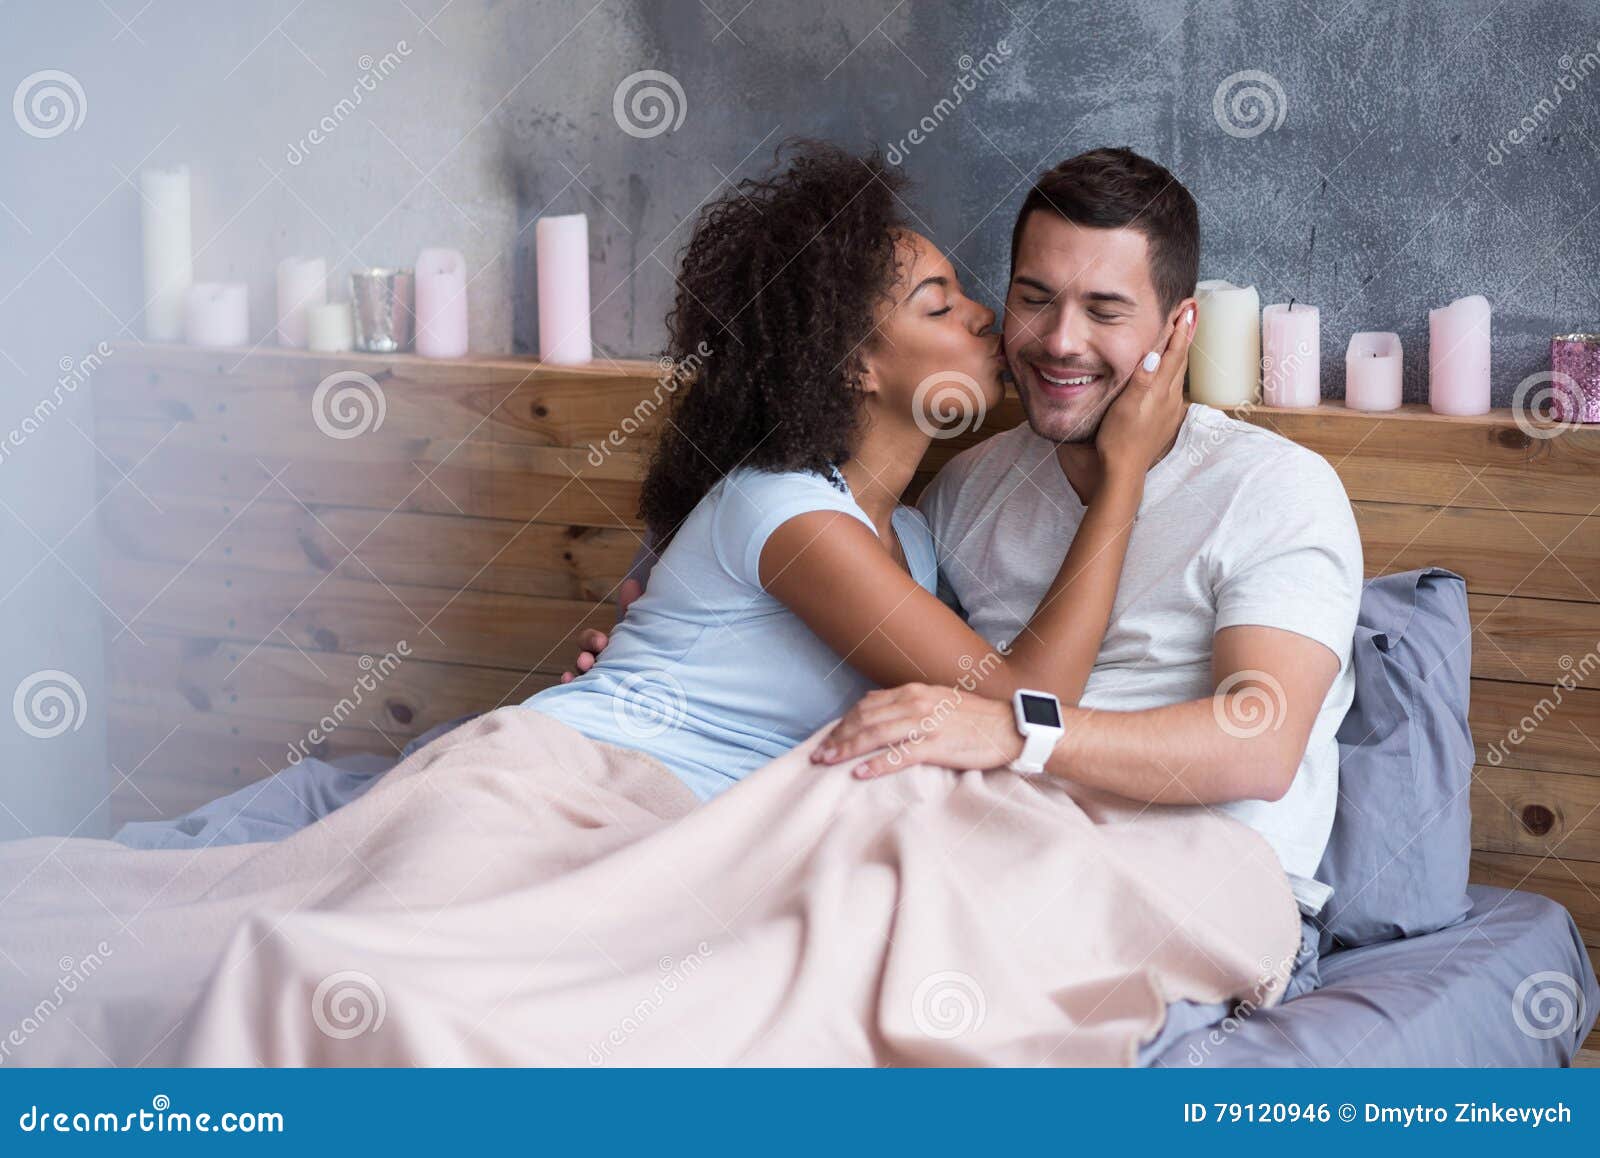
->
[[560, 577, 642, 683], [812, 685, 1023, 779]]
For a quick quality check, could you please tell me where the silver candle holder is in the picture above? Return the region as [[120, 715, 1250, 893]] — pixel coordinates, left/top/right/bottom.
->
[[350, 267, 416, 353]]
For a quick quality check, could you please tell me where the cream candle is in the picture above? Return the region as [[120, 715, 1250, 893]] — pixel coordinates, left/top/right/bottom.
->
[[184, 282, 249, 348], [1189, 279, 1260, 406], [1262, 302, 1320, 407], [275, 256, 327, 348], [140, 164, 193, 341], [536, 213, 592, 364], [1344, 332, 1403, 411], [414, 247, 469, 359], [1428, 294, 1491, 415], [306, 301, 354, 352]]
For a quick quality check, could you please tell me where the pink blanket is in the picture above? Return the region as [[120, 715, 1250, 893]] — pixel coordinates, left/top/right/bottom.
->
[[0, 708, 1300, 1066]]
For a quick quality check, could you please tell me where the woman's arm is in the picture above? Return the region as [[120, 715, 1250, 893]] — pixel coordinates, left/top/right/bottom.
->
[[762, 310, 1193, 706]]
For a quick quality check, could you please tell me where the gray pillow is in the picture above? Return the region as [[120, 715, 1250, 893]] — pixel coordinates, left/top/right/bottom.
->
[[1314, 567, 1475, 950]]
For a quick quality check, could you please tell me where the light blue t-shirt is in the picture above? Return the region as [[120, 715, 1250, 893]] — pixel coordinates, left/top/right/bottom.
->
[[525, 467, 937, 799]]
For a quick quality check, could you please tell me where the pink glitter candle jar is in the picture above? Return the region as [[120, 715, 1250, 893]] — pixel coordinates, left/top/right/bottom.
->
[[1551, 334, 1600, 423]]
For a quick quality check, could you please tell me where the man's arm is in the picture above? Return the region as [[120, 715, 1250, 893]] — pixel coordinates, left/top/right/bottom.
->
[[814, 624, 1338, 805]]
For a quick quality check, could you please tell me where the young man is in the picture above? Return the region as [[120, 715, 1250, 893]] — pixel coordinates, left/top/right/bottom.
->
[[818, 148, 1363, 915]]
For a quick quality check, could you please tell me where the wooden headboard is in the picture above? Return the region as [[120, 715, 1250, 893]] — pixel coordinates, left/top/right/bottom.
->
[[95, 344, 1600, 1050]]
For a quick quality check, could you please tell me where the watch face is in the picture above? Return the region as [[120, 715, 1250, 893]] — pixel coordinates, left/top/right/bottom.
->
[[1019, 693, 1061, 729]]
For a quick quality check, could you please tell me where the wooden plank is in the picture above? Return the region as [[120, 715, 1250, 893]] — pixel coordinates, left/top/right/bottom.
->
[[1470, 850, 1600, 948], [99, 343, 667, 450], [96, 426, 647, 527], [98, 489, 642, 602], [1471, 678, 1600, 777], [101, 558, 615, 675], [109, 632, 542, 739], [1470, 594, 1600, 689], [1473, 765, 1600, 862], [1352, 502, 1600, 602]]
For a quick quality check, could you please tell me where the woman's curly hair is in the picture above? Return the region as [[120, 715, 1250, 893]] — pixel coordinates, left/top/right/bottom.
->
[[638, 141, 909, 543]]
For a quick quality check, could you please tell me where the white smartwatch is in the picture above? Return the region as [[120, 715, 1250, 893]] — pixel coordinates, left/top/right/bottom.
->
[[1010, 689, 1064, 775]]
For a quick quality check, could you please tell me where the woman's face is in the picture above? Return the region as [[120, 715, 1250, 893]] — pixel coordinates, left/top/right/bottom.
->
[[862, 230, 1006, 437]]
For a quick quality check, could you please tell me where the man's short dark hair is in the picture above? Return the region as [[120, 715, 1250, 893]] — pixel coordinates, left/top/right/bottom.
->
[[1009, 147, 1200, 314]]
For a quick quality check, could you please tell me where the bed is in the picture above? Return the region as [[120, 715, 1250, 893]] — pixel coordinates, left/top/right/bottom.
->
[[86, 343, 1600, 1065]]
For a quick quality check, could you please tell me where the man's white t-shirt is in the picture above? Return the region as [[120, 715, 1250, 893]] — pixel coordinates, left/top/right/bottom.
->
[[918, 403, 1364, 913]]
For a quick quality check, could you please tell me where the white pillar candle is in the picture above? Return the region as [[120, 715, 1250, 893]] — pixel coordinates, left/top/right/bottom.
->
[[184, 282, 249, 348], [536, 213, 592, 364], [140, 164, 193, 341], [1261, 302, 1321, 407], [414, 247, 469, 359], [1428, 294, 1491, 416], [275, 256, 327, 348], [1189, 279, 1260, 406], [1344, 332, 1403, 411], [306, 301, 355, 352]]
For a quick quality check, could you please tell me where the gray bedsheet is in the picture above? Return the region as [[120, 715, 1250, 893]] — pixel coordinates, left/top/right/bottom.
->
[[1149, 883, 1599, 1067]]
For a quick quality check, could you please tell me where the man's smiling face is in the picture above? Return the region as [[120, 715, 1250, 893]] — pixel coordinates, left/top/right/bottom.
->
[[1003, 211, 1167, 444]]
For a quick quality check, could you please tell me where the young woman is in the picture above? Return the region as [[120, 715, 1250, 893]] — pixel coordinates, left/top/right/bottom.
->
[[530, 142, 1193, 800]]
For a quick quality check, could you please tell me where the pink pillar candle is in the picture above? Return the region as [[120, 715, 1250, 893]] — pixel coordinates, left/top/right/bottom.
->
[[1428, 294, 1491, 415], [1344, 332, 1403, 411], [1262, 302, 1320, 407], [275, 256, 327, 348], [414, 247, 469, 359], [536, 213, 592, 364], [1551, 333, 1600, 423], [184, 282, 249, 348]]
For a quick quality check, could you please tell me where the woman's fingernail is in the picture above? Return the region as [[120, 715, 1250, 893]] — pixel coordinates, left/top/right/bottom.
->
[[818, 747, 834, 762], [1184, 307, 1195, 328], [1141, 351, 1160, 373]]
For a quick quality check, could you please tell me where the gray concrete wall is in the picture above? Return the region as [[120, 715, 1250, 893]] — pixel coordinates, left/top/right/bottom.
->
[[1, 0, 1596, 833]]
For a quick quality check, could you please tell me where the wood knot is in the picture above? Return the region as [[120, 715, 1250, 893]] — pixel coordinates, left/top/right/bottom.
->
[[386, 700, 414, 726], [311, 627, 339, 651], [1521, 803, 1556, 836], [532, 404, 550, 418], [1495, 427, 1532, 451]]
